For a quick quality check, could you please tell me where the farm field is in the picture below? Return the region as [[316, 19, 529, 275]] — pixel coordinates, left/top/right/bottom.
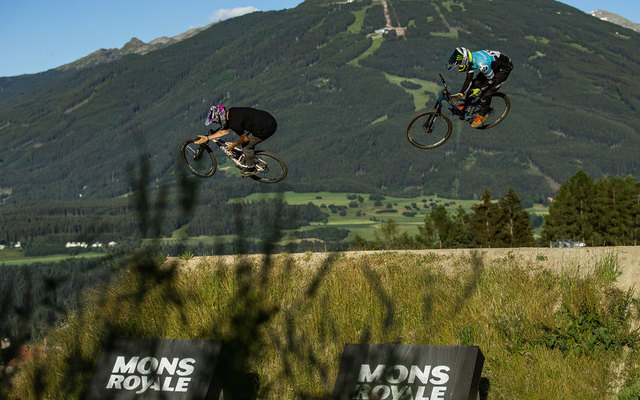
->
[[231, 191, 547, 242], [0, 192, 548, 264], [0, 251, 104, 266]]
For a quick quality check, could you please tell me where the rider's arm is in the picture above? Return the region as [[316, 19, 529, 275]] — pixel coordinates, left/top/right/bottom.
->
[[226, 134, 249, 150], [459, 70, 474, 96], [207, 129, 230, 140]]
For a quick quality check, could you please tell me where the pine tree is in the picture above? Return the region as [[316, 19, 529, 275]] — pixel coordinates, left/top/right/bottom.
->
[[499, 187, 534, 247], [374, 218, 399, 249], [416, 205, 472, 249], [592, 176, 636, 245], [450, 205, 472, 248], [543, 170, 595, 245], [469, 187, 504, 248], [430, 205, 453, 248]]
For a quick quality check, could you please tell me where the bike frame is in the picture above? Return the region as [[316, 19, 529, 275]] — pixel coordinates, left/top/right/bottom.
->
[[203, 136, 271, 174], [434, 73, 484, 122], [209, 138, 246, 167]]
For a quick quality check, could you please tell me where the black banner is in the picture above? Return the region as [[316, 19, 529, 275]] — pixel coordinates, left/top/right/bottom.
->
[[331, 344, 484, 400], [84, 338, 223, 399]]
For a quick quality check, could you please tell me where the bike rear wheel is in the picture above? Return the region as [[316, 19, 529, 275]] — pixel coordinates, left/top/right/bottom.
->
[[406, 110, 453, 149], [180, 138, 217, 177], [250, 151, 287, 183], [477, 92, 510, 130]]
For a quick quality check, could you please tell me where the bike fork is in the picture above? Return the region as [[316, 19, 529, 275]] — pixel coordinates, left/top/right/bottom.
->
[[423, 115, 437, 133]]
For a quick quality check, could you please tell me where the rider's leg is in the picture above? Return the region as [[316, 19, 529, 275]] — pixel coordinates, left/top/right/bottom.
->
[[241, 134, 264, 169], [479, 88, 496, 115]]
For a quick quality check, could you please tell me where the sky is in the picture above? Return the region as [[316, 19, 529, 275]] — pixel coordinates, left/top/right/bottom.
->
[[1, 0, 639, 78]]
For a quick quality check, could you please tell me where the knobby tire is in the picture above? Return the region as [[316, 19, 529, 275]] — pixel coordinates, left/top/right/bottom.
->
[[478, 92, 510, 130], [406, 110, 453, 150], [180, 138, 217, 178], [250, 151, 288, 183]]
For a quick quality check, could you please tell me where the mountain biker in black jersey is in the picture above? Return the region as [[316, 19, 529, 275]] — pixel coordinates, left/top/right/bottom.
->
[[447, 47, 513, 128], [194, 105, 278, 176]]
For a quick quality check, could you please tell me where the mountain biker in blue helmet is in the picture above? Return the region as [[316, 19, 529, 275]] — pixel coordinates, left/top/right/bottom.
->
[[195, 105, 278, 176], [447, 47, 513, 128]]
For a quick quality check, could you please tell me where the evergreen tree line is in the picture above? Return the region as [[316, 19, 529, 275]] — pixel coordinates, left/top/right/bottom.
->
[[353, 186, 535, 250], [542, 171, 640, 246], [353, 171, 640, 250]]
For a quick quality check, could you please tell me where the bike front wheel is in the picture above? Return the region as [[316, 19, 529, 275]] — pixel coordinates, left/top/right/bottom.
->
[[477, 92, 510, 130], [180, 138, 217, 177], [406, 110, 453, 149], [250, 151, 287, 183]]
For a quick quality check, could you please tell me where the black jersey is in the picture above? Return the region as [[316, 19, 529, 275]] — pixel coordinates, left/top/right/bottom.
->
[[460, 50, 513, 94], [225, 107, 277, 140]]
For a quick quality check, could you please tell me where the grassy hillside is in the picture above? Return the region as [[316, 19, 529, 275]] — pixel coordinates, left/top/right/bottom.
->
[[4, 249, 640, 399], [1, 0, 640, 207]]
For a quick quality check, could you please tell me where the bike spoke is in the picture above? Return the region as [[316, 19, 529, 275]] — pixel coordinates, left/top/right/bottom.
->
[[478, 93, 510, 129], [181, 139, 216, 177], [407, 111, 452, 149], [250, 152, 287, 183]]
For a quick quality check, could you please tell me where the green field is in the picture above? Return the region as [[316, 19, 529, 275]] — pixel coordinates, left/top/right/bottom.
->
[[0, 251, 105, 266], [228, 191, 546, 242], [150, 191, 548, 248]]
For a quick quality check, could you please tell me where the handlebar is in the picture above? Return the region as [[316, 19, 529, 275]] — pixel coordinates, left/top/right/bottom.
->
[[439, 73, 449, 92]]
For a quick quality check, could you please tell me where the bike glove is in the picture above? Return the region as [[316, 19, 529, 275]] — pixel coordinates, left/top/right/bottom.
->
[[450, 92, 464, 102]]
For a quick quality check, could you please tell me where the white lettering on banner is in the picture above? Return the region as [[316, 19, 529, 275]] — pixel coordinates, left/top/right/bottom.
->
[[137, 357, 160, 374], [112, 356, 138, 374], [408, 365, 430, 384], [158, 357, 179, 375], [162, 376, 176, 391], [390, 385, 410, 399], [178, 358, 196, 376], [123, 375, 141, 390], [175, 377, 192, 392], [351, 384, 448, 400], [386, 366, 408, 384], [359, 365, 385, 382], [136, 376, 157, 394], [353, 364, 451, 400], [106, 374, 124, 389], [105, 356, 197, 394], [429, 366, 450, 385], [371, 385, 391, 399]]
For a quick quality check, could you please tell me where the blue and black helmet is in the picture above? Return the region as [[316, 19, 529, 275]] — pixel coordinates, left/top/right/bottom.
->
[[447, 47, 473, 72]]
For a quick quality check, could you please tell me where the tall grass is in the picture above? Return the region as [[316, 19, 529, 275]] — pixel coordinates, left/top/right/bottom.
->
[[3, 157, 639, 399], [6, 249, 640, 399]]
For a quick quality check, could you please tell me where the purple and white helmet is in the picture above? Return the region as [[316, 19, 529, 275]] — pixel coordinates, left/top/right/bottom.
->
[[205, 105, 227, 126]]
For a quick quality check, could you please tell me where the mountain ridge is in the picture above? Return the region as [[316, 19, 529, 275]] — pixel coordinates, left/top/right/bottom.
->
[[56, 24, 215, 71], [590, 9, 640, 33], [1, 0, 639, 206]]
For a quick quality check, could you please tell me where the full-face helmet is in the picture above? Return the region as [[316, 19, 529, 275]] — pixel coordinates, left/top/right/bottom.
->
[[447, 47, 473, 72], [205, 105, 227, 126]]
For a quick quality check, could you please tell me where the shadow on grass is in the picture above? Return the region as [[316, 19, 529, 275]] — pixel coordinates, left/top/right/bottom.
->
[[1, 154, 488, 400]]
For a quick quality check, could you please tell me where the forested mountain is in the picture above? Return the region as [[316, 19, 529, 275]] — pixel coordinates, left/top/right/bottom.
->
[[1, 0, 639, 206]]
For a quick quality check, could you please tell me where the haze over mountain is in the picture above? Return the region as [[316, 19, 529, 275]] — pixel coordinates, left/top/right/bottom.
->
[[1, 0, 639, 206], [56, 24, 215, 71], [590, 10, 640, 32]]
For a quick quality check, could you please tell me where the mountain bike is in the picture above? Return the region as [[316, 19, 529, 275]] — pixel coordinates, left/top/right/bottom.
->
[[406, 73, 510, 149], [180, 132, 287, 183]]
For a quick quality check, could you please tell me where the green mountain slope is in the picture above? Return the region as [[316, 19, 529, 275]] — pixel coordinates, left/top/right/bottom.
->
[[1, 0, 639, 204]]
